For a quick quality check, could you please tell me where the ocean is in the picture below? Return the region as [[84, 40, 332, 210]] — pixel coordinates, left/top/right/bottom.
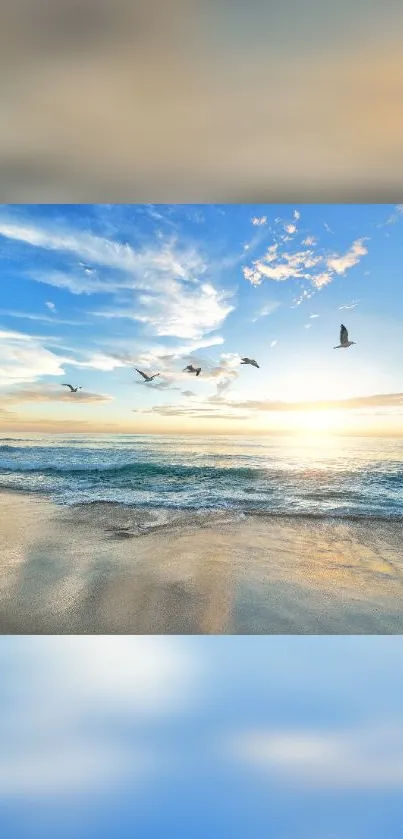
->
[[0, 433, 402, 522]]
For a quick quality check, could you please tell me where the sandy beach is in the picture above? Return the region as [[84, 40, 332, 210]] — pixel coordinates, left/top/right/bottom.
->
[[1, 489, 403, 633]]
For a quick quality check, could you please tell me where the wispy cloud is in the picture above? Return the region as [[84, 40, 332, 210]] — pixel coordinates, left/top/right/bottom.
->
[[378, 204, 403, 227], [134, 378, 182, 393], [131, 352, 244, 403], [129, 283, 234, 340], [292, 289, 315, 307], [136, 362, 398, 420], [339, 300, 360, 310], [217, 393, 403, 413], [133, 403, 248, 421], [0, 328, 65, 385], [0, 219, 198, 278], [111, 336, 226, 373], [327, 238, 368, 275], [228, 723, 403, 789], [252, 301, 280, 322], [243, 232, 368, 299], [251, 216, 267, 226], [2, 385, 113, 403], [0, 216, 234, 342], [0, 637, 199, 797], [46, 301, 56, 312], [185, 352, 242, 399], [64, 352, 128, 372], [0, 309, 86, 326]]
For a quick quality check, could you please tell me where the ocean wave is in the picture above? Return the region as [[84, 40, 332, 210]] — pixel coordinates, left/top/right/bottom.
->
[[1, 457, 402, 484], [1, 437, 402, 520], [0, 460, 264, 480]]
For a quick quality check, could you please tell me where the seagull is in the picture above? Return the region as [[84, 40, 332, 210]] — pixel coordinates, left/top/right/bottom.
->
[[333, 324, 356, 349], [62, 384, 82, 392], [183, 364, 201, 376], [240, 357, 260, 368], [134, 368, 160, 382]]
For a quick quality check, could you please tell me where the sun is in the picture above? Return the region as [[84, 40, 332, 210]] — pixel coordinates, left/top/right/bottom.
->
[[288, 409, 349, 435]]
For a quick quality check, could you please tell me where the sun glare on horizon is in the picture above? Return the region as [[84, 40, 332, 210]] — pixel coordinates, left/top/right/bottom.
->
[[283, 409, 351, 436]]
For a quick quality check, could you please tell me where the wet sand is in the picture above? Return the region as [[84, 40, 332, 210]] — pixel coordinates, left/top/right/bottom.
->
[[1, 490, 403, 633]]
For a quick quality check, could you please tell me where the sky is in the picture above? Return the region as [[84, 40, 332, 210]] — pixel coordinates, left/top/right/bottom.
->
[[1, 635, 403, 839], [1, 203, 403, 436]]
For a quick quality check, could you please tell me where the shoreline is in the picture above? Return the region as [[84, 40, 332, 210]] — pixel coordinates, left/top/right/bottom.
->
[[2, 488, 403, 525], [1, 489, 403, 634]]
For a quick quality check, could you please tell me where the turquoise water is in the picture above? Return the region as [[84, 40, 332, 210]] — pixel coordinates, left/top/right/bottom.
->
[[0, 434, 402, 519]]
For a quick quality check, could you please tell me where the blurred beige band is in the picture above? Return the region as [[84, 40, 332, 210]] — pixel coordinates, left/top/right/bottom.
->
[[0, 0, 402, 202]]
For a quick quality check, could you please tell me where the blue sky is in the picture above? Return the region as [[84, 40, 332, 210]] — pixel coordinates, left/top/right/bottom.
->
[[1, 204, 403, 435], [1, 636, 403, 839]]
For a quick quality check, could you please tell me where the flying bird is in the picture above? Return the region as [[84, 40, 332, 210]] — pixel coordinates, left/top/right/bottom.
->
[[240, 357, 260, 368], [134, 368, 160, 382], [333, 324, 356, 349], [62, 384, 82, 392], [183, 364, 201, 376]]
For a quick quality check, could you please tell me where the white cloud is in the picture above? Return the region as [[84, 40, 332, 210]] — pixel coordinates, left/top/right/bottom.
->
[[0, 637, 200, 798], [379, 205, 403, 226], [252, 301, 280, 321], [0, 220, 206, 293], [65, 352, 128, 372], [174, 351, 243, 399], [46, 301, 56, 312], [251, 216, 267, 226], [292, 289, 314, 306], [52, 637, 198, 713], [0, 217, 234, 342], [285, 223, 297, 234], [228, 724, 403, 789], [311, 271, 332, 289], [270, 340, 278, 348], [326, 238, 368, 275], [0, 329, 65, 385], [309, 314, 319, 318], [243, 233, 367, 298], [131, 282, 234, 340], [0, 220, 200, 279], [0, 743, 141, 798], [293, 210, 300, 220], [110, 336, 225, 376], [303, 236, 316, 246], [0, 309, 85, 325], [3, 385, 113, 404]]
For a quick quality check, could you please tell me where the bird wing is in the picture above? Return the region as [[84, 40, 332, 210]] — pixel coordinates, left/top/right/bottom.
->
[[196, 369, 201, 376], [340, 324, 348, 344], [62, 384, 74, 391], [134, 368, 148, 380]]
